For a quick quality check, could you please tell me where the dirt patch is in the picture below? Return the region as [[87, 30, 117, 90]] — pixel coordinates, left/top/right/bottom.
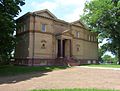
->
[[0, 66, 120, 91]]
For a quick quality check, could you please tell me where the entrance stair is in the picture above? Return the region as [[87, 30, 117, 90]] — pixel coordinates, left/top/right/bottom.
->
[[55, 57, 80, 66], [64, 57, 80, 66]]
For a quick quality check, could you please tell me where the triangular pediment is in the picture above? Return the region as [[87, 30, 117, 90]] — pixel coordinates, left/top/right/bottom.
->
[[71, 20, 85, 27], [56, 30, 73, 39], [71, 20, 89, 30], [62, 30, 73, 37], [33, 9, 57, 19]]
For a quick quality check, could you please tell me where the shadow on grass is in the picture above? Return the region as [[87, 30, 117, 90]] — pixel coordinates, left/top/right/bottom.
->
[[0, 65, 68, 85]]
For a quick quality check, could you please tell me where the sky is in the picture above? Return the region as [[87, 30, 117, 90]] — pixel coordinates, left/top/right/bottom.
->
[[18, 0, 90, 22]]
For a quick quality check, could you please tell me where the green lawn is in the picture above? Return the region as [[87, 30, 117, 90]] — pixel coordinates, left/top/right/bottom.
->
[[86, 64, 120, 68], [0, 65, 68, 77], [31, 88, 120, 91]]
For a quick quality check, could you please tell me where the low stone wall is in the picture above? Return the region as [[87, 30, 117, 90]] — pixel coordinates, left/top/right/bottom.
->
[[79, 59, 99, 65], [14, 58, 59, 66], [14, 58, 98, 66]]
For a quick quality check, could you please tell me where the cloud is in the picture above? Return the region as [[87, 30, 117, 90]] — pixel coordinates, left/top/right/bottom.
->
[[61, 0, 86, 22], [63, 8, 83, 22], [31, 0, 87, 22], [56, 0, 86, 6], [31, 1, 57, 12]]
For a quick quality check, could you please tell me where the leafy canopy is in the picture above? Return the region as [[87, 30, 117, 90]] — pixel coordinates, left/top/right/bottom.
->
[[0, 0, 25, 64], [81, 0, 120, 62]]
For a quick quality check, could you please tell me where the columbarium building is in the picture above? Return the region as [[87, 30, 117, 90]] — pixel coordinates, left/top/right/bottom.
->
[[15, 9, 98, 66]]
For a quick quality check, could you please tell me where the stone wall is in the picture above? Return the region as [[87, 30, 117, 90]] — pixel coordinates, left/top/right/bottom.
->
[[15, 33, 29, 59]]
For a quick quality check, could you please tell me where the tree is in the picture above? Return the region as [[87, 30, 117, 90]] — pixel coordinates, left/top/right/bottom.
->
[[0, 0, 25, 64], [81, 0, 120, 64], [112, 56, 118, 64], [102, 55, 112, 63], [98, 48, 106, 63], [112, 0, 120, 6], [102, 54, 118, 64]]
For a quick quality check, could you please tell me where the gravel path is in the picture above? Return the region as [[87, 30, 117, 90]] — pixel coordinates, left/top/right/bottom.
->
[[0, 66, 120, 91]]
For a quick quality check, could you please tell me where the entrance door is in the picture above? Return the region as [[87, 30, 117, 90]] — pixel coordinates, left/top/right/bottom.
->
[[57, 39, 65, 58], [63, 40, 65, 57], [57, 39, 61, 57]]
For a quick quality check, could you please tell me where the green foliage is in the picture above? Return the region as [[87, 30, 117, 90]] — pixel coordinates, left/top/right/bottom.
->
[[102, 55, 112, 63], [0, 0, 25, 64], [81, 0, 113, 30], [31, 88, 120, 91], [81, 0, 120, 63], [112, 0, 120, 6], [98, 48, 106, 62], [87, 64, 120, 68], [98, 48, 105, 57]]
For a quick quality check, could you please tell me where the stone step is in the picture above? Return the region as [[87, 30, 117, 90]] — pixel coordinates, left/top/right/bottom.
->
[[54, 57, 80, 66]]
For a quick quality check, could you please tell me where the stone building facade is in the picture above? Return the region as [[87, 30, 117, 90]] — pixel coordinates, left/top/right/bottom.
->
[[15, 9, 98, 66]]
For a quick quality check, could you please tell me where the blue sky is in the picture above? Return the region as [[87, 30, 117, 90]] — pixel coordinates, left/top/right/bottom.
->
[[18, 0, 90, 22]]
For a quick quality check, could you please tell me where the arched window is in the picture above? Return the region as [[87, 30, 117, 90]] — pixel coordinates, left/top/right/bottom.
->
[[41, 43, 46, 49], [41, 40, 47, 49], [76, 44, 80, 52]]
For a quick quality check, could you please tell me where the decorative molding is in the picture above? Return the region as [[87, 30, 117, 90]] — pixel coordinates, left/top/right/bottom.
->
[[41, 40, 47, 43]]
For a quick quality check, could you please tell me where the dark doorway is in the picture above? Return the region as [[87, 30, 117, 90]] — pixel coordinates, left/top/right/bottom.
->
[[57, 39, 65, 57], [63, 40, 65, 57], [57, 39, 61, 57]]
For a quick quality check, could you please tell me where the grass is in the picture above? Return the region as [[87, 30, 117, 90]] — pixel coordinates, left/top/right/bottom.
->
[[0, 65, 68, 77], [31, 88, 120, 91], [86, 64, 120, 68]]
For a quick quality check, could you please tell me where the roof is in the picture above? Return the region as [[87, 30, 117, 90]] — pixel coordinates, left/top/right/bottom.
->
[[71, 20, 89, 30], [33, 9, 57, 19], [16, 9, 89, 31]]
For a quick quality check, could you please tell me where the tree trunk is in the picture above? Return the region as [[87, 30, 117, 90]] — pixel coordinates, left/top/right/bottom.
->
[[118, 48, 120, 65]]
